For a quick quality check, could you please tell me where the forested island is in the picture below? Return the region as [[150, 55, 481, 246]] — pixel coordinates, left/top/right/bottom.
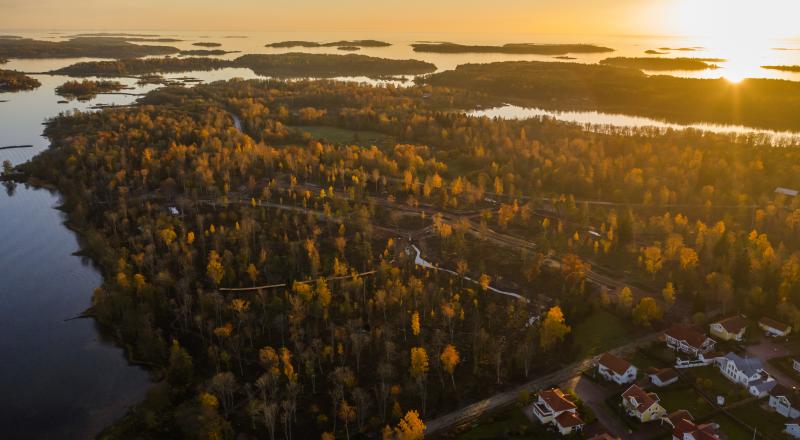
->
[[762, 65, 800, 72], [600, 57, 723, 70], [193, 42, 223, 47], [51, 57, 235, 76], [233, 53, 436, 77], [51, 53, 437, 78], [644, 49, 668, 55], [0, 36, 179, 59], [266, 40, 391, 48], [337, 46, 361, 52], [18, 76, 800, 439], [55, 79, 126, 100], [421, 60, 800, 131], [411, 42, 614, 55], [180, 49, 239, 56], [0, 69, 41, 92]]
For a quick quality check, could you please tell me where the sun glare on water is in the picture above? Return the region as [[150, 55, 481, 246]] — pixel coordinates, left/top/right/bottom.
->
[[671, 0, 800, 83]]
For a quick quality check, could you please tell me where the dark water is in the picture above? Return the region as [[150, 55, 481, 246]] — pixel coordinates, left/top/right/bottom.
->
[[0, 186, 150, 439]]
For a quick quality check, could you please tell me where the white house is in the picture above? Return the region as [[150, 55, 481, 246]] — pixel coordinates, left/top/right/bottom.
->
[[664, 325, 716, 357], [787, 420, 800, 439], [770, 384, 800, 418], [597, 352, 637, 385], [672, 418, 722, 440], [793, 358, 800, 374], [532, 388, 585, 435], [718, 352, 776, 397], [759, 317, 792, 337], [649, 368, 679, 387]]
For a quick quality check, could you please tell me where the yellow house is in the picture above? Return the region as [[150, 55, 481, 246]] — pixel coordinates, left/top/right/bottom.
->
[[621, 384, 666, 422], [709, 316, 748, 341]]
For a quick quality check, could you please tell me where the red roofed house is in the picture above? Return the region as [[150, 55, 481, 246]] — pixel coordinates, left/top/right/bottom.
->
[[532, 388, 585, 435], [664, 325, 716, 357], [597, 352, 638, 385], [621, 384, 667, 422], [649, 367, 679, 387], [709, 316, 748, 341], [672, 418, 722, 440], [760, 317, 792, 337]]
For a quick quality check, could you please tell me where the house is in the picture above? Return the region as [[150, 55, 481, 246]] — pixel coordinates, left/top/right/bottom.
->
[[532, 388, 585, 435], [793, 358, 800, 374], [672, 417, 722, 440], [709, 316, 748, 341], [718, 352, 766, 385], [770, 384, 800, 418], [664, 325, 716, 357], [759, 317, 792, 337], [776, 187, 799, 197], [663, 409, 694, 429], [597, 352, 638, 385], [748, 372, 778, 397], [786, 419, 800, 438], [621, 384, 667, 422], [649, 368, 680, 387]]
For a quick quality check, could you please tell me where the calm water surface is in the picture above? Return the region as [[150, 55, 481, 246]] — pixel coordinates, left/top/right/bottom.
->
[[2, 29, 800, 438]]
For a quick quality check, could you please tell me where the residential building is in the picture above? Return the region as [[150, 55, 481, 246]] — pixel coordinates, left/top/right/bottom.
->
[[621, 384, 667, 422], [749, 373, 778, 397], [672, 418, 722, 440], [770, 384, 800, 418], [709, 316, 748, 341], [649, 368, 679, 387], [664, 325, 716, 357], [597, 352, 637, 385], [532, 388, 584, 435], [786, 420, 800, 438], [793, 358, 800, 374], [759, 317, 792, 337], [718, 352, 766, 385]]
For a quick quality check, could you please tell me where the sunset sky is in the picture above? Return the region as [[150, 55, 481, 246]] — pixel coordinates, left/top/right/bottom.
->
[[1, 0, 799, 38]]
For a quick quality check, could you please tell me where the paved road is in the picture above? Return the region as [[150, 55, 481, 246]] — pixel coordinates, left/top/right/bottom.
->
[[424, 332, 660, 437], [745, 337, 800, 388]]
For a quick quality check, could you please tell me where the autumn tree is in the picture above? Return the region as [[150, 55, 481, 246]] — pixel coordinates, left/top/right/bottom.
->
[[539, 306, 571, 350], [632, 297, 662, 328], [439, 344, 460, 390]]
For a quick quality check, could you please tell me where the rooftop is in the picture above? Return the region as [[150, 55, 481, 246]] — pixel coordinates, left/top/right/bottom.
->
[[598, 352, 633, 376]]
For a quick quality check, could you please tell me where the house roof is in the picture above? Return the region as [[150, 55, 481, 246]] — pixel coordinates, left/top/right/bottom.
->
[[771, 383, 800, 408], [723, 352, 764, 377], [555, 411, 584, 428], [586, 434, 619, 440], [598, 352, 633, 376], [760, 317, 791, 332], [666, 409, 694, 427], [692, 424, 722, 440], [776, 187, 799, 197], [713, 316, 748, 334], [651, 367, 679, 383], [749, 374, 777, 394], [622, 384, 659, 413], [673, 418, 698, 440], [665, 325, 709, 349], [539, 388, 576, 413]]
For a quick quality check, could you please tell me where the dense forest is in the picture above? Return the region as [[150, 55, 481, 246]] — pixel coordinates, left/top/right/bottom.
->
[[0, 69, 41, 92], [599, 57, 723, 71], [55, 79, 126, 101], [17, 77, 800, 439], [52, 53, 437, 78], [421, 60, 800, 131], [0, 36, 179, 59], [411, 43, 614, 55]]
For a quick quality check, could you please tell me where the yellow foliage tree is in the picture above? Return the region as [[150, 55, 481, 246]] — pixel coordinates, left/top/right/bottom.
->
[[539, 306, 571, 350]]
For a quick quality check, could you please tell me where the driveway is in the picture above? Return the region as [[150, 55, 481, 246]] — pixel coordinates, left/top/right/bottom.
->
[[562, 375, 631, 439], [745, 337, 800, 387]]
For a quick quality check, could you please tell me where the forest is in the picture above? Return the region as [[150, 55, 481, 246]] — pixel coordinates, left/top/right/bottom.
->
[[762, 65, 800, 72], [0, 36, 180, 59], [51, 53, 437, 78], [55, 79, 126, 101], [0, 69, 41, 92], [266, 40, 391, 48], [599, 56, 723, 70], [411, 42, 614, 55], [421, 60, 800, 131], [15, 76, 800, 439]]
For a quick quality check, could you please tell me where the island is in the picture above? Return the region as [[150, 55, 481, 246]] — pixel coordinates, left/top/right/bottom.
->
[[0, 69, 41, 92], [51, 57, 233, 76], [762, 65, 800, 72], [419, 60, 800, 131], [0, 37, 179, 59], [658, 46, 701, 51], [337, 46, 361, 51], [179, 49, 240, 56], [55, 79, 126, 100], [192, 42, 222, 47], [233, 53, 436, 77], [600, 57, 723, 70], [266, 40, 391, 48], [411, 42, 614, 55], [644, 49, 668, 55]]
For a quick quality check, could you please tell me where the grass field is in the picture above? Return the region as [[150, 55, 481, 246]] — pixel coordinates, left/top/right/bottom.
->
[[455, 407, 562, 440], [656, 384, 715, 419], [293, 125, 396, 149], [572, 309, 634, 359], [726, 400, 788, 440]]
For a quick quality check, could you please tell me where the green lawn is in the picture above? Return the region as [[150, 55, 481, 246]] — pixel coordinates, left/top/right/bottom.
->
[[726, 400, 788, 440], [455, 407, 562, 440], [712, 415, 760, 440], [572, 309, 634, 359], [655, 384, 715, 419], [686, 367, 750, 406], [293, 125, 396, 149]]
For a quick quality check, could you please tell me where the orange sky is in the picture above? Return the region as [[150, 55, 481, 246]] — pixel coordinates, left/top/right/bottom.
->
[[1, 0, 798, 39]]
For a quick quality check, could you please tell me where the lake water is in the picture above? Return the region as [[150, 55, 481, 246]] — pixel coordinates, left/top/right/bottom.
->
[[2, 29, 800, 438]]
